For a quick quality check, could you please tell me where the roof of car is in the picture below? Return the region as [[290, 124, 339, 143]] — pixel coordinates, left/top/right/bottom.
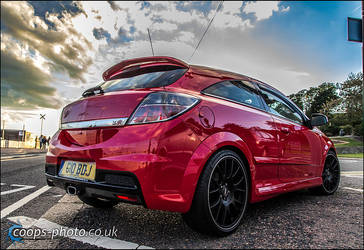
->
[[188, 64, 286, 97], [189, 65, 250, 80], [102, 56, 286, 97]]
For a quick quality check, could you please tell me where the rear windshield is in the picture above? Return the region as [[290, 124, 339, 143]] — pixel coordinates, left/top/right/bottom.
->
[[99, 68, 187, 93]]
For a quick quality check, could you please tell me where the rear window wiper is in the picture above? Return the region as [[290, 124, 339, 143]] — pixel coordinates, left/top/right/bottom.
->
[[82, 86, 104, 97]]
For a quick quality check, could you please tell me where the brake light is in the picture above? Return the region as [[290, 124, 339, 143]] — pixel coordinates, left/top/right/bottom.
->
[[127, 92, 199, 125]]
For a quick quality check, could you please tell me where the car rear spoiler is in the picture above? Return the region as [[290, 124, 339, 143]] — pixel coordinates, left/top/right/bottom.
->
[[102, 56, 189, 81]]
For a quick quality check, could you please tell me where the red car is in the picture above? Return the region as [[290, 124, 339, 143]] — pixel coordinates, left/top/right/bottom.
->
[[45, 56, 340, 235]]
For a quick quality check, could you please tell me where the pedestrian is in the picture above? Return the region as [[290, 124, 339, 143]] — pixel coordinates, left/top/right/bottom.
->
[[47, 136, 50, 147], [35, 136, 38, 149], [339, 128, 345, 136], [39, 135, 43, 149], [42, 136, 47, 149]]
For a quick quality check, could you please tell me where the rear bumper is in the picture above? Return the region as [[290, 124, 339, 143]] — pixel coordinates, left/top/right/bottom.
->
[[45, 167, 144, 205], [45, 114, 205, 213]]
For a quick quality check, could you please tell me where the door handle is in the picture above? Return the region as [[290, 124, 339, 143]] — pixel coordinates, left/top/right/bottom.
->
[[280, 127, 291, 134]]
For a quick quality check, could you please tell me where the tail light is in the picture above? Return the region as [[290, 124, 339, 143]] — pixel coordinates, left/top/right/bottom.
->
[[127, 92, 199, 125]]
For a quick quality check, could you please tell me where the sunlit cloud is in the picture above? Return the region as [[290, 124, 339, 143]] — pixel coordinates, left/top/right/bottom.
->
[[243, 1, 280, 21], [1, 1, 359, 136]]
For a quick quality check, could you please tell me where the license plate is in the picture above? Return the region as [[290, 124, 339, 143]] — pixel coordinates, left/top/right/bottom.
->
[[59, 160, 96, 181]]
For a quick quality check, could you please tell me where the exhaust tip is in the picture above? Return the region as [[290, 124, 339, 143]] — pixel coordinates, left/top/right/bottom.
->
[[46, 179, 55, 186], [66, 185, 78, 196]]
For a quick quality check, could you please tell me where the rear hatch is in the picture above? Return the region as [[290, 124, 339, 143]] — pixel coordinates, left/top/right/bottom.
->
[[61, 90, 150, 146], [60, 57, 188, 146], [61, 90, 149, 124]]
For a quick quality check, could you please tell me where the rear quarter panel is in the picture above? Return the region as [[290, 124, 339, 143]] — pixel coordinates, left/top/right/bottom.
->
[[182, 93, 281, 204]]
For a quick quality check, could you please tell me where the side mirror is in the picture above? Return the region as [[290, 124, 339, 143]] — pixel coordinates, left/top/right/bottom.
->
[[310, 113, 328, 127]]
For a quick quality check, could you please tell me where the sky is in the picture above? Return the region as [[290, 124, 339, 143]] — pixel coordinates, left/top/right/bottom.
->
[[1, 1, 362, 137]]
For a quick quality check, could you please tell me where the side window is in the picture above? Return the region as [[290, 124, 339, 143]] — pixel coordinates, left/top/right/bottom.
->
[[260, 89, 303, 124], [203, 80, 263, 109]]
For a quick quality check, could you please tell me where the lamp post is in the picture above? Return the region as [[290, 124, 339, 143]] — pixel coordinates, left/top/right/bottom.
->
[[40, 114, 46, 136], [1, 120, 4, 140]]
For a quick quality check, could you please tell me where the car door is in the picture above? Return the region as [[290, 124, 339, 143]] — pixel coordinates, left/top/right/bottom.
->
[[259, 87, 321, 183], [202, 80, 280, 183]]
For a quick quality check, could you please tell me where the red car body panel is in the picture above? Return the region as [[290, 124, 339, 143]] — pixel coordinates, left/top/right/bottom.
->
[[61, 90, 149, 123], [46, 56, 336, 213]]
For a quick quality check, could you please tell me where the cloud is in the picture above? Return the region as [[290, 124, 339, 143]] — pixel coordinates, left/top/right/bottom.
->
[[107, 1, 122, 11], [0, 1, 97, 110], [1, 1, 93, 81], [93, 27, 111, 40], [1, 34, 63, 109], [1, 109, 38, 123], [3, 0, 343, 137], [243, 1, 280, 21], [0, 0, 294, 114], [175, 1, 215, 16], [280, 5, 290, 13]]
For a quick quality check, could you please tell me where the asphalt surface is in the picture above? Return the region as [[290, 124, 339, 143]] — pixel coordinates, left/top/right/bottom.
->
[[1, 154, 363, 249]]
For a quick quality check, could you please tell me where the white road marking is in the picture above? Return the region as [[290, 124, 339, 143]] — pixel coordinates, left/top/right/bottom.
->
[[7, 216, 153, 249], [137, 246, 154, 249], [339, 158, 362, 162], [342, 187, 363, 193], [1, 184, 35, 195], [341, 171, 363, 179], [7, 216, 38, 228], [341, 171, 363, 175], [1, 186, 51, 219], [1, 155, 45, 162], [342, 175, 363, 179]]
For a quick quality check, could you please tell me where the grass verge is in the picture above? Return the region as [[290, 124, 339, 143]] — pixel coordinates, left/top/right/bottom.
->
[[338, 153, 363, 158], [330, 136, 363, 148]]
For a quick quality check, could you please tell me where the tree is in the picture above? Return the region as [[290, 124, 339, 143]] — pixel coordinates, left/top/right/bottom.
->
[[288, 89, 307, 111], [289, 82, 339, 117], [287, 72, 363, 136], [340, 72, 363, 134], [306, 82, 339, 117]]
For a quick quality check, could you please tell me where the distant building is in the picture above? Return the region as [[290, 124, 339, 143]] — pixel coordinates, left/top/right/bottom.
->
[[1, 129, 32, 142]]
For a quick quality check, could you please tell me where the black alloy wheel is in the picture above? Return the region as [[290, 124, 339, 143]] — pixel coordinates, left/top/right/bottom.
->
[[182, 150, 249, 236], [321, 152, 340, 193], [311, 151, 340, 195], [208, 155, 247, 229]]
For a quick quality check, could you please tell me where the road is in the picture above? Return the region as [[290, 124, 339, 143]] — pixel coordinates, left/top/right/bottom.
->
[[1, 154, 363, 249]]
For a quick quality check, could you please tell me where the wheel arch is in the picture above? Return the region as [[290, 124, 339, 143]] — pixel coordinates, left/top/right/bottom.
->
[[180, 132, 257, 213], [214, 145, 252, 188], [328, 147, 337, 155], [319, 138, 337, 173]]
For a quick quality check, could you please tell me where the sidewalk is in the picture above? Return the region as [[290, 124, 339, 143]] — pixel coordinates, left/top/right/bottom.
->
[[1, 148, 47, 157]]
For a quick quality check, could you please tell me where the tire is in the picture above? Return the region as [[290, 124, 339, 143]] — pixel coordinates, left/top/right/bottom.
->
[[183, 150, 249, 236], [311, 150, 340, 195], [78, 193, 118, 208]]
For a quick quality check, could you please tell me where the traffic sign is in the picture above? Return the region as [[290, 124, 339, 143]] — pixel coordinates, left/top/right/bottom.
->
[[348, 17, 362, 42]]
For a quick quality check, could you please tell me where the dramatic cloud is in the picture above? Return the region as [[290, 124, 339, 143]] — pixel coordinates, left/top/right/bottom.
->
[[1, 1, 93, 110], [1, 1, 93, 80], [1, 33, 63, 109], [0, 1, 296, 112], [4, 0, 330, 136]]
